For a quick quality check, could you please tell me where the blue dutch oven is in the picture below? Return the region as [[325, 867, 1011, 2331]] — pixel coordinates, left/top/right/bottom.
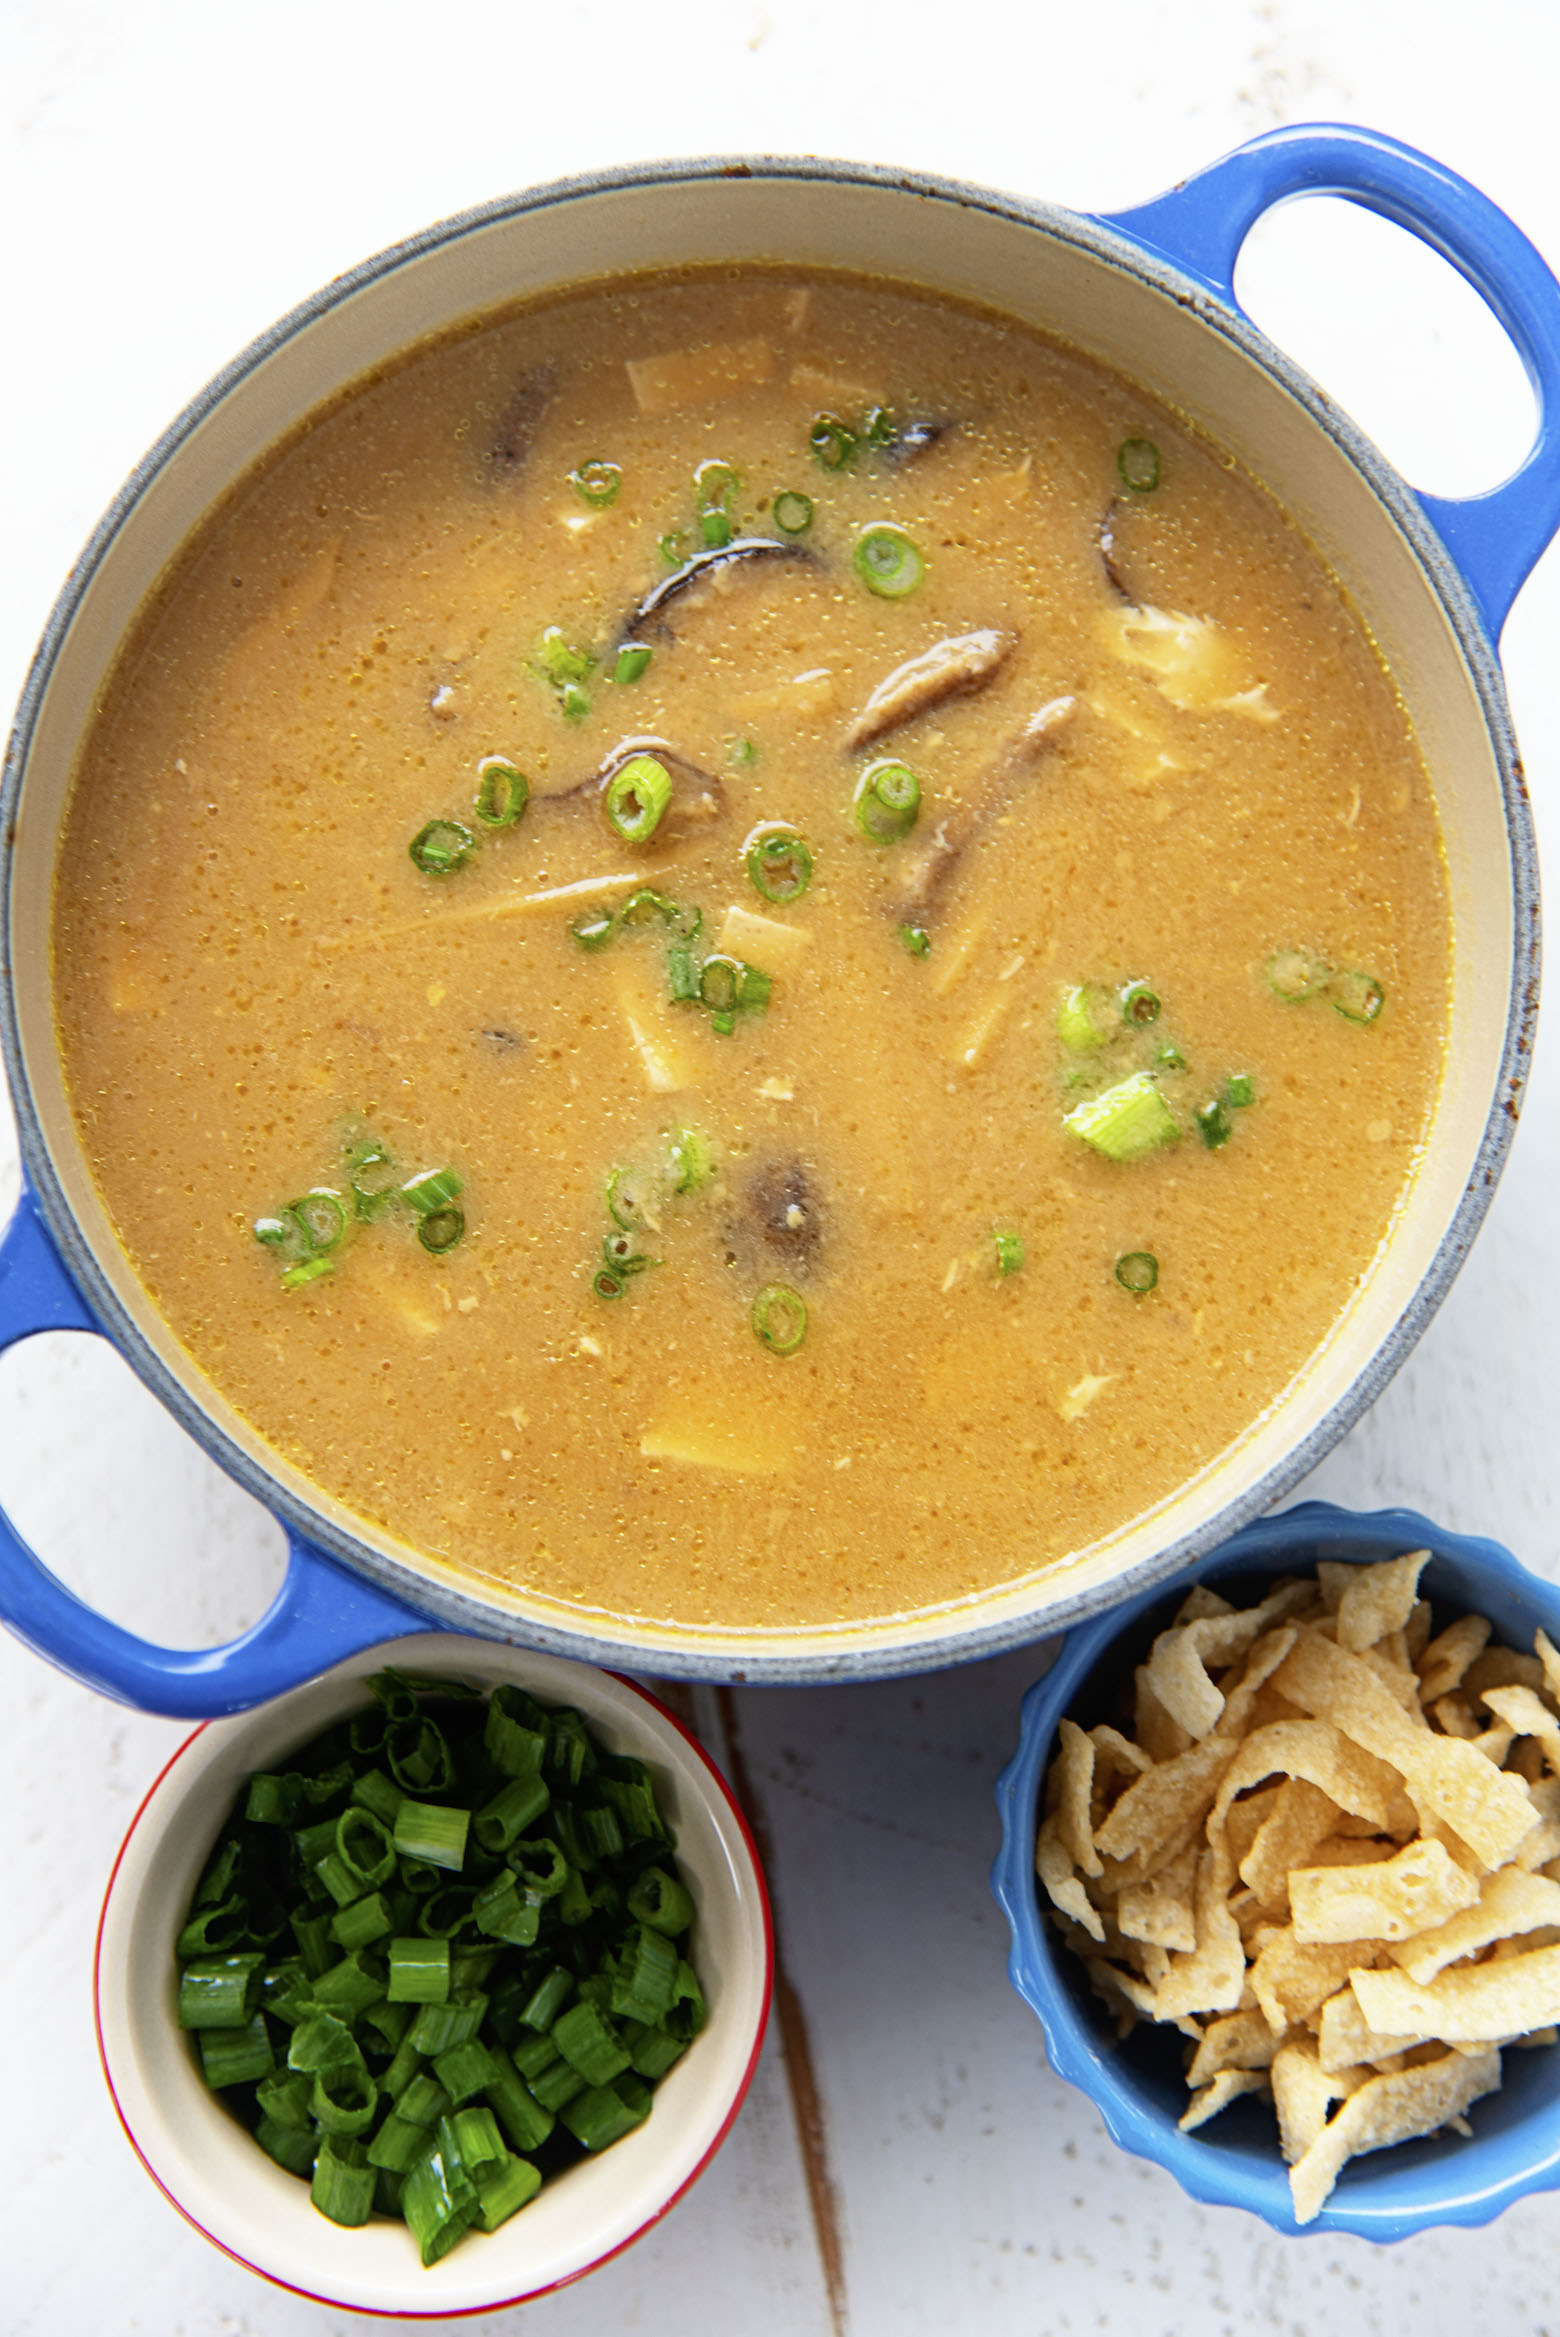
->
[[3, 125, 1558, 1711]]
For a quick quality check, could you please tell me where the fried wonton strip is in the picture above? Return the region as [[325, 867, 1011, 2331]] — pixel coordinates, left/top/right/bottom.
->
[[1179, 2068, 1271, 2131], [1154, 1847, 1246, 2021], [1117, 1844, 1197, 1952], [1186, 2007, 1282, 2088], [1218, 1629, 1302, 1740], [1463, 1648, 1547, 1707], [1352, 1945, 1560, 2043], [1315, 1986, 1426, 2074], [1035, 1812, 1105, 1943], [1174, 1584, 1236, 1625], [1288, 2048, 1501, 2224], [1335, 1551, 1431, 1654], [1288, 1838, 1479, 1947], [1386, 1866, 1560, 1986], [1250, 1932, 1388, 2036], [1271, 2034, 1367, 2164], [1093, 1734, 1239, 1871], [1482, 1685, 1560, 1776], [1052, 1718, 1103, 1875], [1209, 1718, 1394, 1835], [1133, 1668, 1195, 1763], [1224, 1783, 1284, 1873], [1143, 1585, 1314, 1740], [1239, 1778, 1346, 1912], [1274, 1631, 1538, 1870], [1536, 1628, 1560, 1708], [1416, 1612, 1493, 1704], [1089, 1724, 1153, 1784]]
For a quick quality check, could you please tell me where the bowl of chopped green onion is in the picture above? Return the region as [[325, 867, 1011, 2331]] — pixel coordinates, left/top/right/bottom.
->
[[93, 1636, 772, 2315]]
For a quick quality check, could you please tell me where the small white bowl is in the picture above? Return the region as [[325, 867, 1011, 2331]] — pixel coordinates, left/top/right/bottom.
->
[[93, 1634, 772, 2316]]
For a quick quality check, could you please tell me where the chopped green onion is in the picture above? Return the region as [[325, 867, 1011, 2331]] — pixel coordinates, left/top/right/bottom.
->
[[899, 923, 932, 958], [658, 529, 686, 567], [1196, 1098, 1232, 1149], [613, 644, 652, 685], [700, 508, 734, 548], [199, 2014, 275, 2090], [346, 1139, 398, 1222], [402, 1167, 463, 1215], [561, 2077, 651, 2152], [535, 627, 593, 687], [809, 412, 857, 469], [388, 1936, 451, 2004], [993, 1230, 1025, 1278], [418, 1206, 465, 1255], [253, 1215, 290, 1248], [863, 404, 897, 447], [330, 1892, 393, 1951], [1063, 1071, 1179, 1162], [1223, 1073, 1256, 1108], [1330, 969, 1385, 1024], [604, 752, 674, 845], [752, 1282, 808, 1356], [312, 2135, 376, 2228], [1267, 946, 1332, 1002], [601, 1234, 655, 1277], [773, 489, 814, 534], [288, 1190, 347, 1253], [1115, 1250, 1160, 1295], [474, 2152, 542, 2232], [571, 907, 617, 952], [177, 1896, 250, 1956], [592, 1267, 625, 1300], [257, 2116, 317, 2177], [1117, 436, 1161, 493], [569, 458, 621, 509], [473, 757, 529, 829], [474, 1773, 551, 1853], [521, 1967, 577, 2030], [694, 457, 740, 506], [179, 1953, 265, 2031], [402, 2141, 474, 2265], [1156, 1041, 1188, 1072], [854, 523, 924, 600], [1120, 980, 1161, 1027], [604, 1165, 647, 1229], [728, 735, 760, 770], [743, 823, 813, 903], [409, 820, 476, 877], [559, 680, 591, 722], [625, 1867, 695, 1936], [394, 1799, 469, 1872], [666, 943, 701, 1005], [666, 1125, 715, 1193], [312, 2060, 380, 2137], [1057, 984, 1110, 1054], [853, 759, 921, 843]]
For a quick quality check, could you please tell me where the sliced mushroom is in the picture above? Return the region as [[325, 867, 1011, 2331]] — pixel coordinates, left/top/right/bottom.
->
[[846, 627, 1016, 753], [881, 417, 952, 468], [896, 695, 1078, 920], [485, 363, 559, 482], [744, 1159, 823, 1273], [623, 537, 814, 644], [1098, 498, 1135, 604]]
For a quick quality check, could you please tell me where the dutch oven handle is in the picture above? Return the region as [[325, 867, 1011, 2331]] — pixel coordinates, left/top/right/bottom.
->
[[0, 1185, 439, 1717], [1100, 120, 1560, 641]]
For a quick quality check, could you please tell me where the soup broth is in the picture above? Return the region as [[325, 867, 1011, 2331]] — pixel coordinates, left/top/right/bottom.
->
[[53, 270, 1449, 1633]]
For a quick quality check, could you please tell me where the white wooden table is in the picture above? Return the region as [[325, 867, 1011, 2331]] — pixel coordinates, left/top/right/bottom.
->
[[5, 5, 1560, 2329]]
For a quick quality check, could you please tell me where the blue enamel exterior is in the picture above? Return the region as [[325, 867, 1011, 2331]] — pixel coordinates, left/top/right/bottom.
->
[[991, 1501, 1560, 2241], [1101, 121, 1560, 640], [1, 125, 1558, 1713]]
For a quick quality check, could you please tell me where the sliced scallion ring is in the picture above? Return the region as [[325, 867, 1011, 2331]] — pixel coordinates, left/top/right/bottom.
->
[[1266, 946, 1332, 1002], [613, 644, 652, 685], [752, 1282, 808, 1356], [417, 1207, 465, 1255], [852, 759, 921, 844], [1117, 437, 1161, 493], [473, 757, 528, 829], [853, 523, 924, 600], [1330, 970, 1385, 1024], [409, 820, 476, 877], [1115, 1251, 1159, 1295], [604, 753, 673, 846], [569, 458, 621, 508], [289, 1190, 348, 1253], [1120, 980, 1161, 1027], [809, 413, 857, 470], [571, 908, 617, 952], [402, 1168, 464, 1215], [993, 1230, 1025, 1277], [772, 489, 814, 534], [743, 823, 813, 903]]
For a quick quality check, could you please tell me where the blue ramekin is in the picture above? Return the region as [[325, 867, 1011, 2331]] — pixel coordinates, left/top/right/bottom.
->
[[991, 1498, 1560, 2240]]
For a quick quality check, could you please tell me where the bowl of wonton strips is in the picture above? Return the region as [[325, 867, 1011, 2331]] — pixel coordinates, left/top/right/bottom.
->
[[991, 1499, 1560, 2239]]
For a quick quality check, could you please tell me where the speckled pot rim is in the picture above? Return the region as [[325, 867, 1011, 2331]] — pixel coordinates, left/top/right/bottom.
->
[[0, 153, 1539, 1683]]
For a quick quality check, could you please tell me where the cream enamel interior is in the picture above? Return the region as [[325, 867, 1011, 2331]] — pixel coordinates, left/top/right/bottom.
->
[[7, 168, 1519, 1672]]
